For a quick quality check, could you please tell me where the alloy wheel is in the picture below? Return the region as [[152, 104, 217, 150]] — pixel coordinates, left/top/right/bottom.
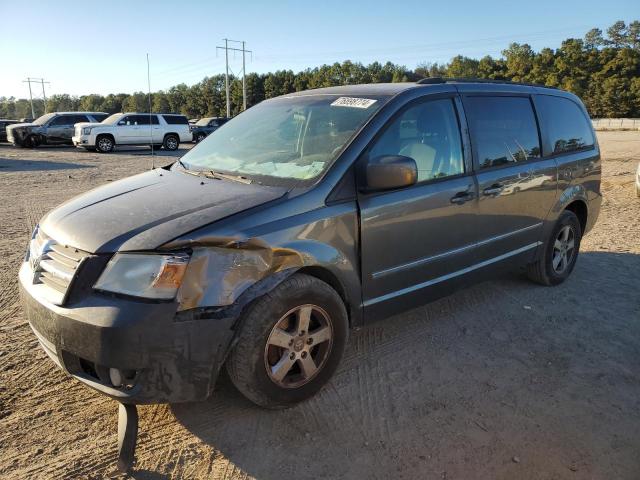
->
[[166, 137, 178, 150], [98, 137, 113, 152], [264, 304, 333, 388], [552, 225, 575, 274]]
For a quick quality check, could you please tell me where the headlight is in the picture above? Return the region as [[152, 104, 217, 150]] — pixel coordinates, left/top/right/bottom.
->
[[82, 127, 92, 135], [94, 253, 189, 300]]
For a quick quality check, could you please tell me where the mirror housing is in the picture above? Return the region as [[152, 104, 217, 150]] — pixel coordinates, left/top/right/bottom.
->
[[360, 155, 418, 192]]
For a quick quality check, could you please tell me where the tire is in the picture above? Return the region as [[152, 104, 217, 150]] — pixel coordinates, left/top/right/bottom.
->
[[96, 135, 115, 153], [23, 135, 40, 148], [163, 134, 179, 151], [527, 210, 582, 286], [226, 274, 349, 409], [195, 132, 206, 143]]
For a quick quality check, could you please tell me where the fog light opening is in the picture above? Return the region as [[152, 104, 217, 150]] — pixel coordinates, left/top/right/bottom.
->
[[109, 368, 137, 389]]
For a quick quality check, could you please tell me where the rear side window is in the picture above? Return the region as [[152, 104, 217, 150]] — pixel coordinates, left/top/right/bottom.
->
[[132, 115, 159, 125], [535, 95, 594, 154], [162, 115, 188, 125], [71, 115, 89, 124], [465, 96, 541, 169], [368, 98, 464, 182], [92, 114, 108, 122]]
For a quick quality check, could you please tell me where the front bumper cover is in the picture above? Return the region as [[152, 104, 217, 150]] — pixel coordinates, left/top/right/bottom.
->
[[19, 262, 236, 404]]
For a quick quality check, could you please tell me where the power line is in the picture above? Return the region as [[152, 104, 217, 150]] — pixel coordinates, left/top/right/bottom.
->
[[216, 39, 252, 117]]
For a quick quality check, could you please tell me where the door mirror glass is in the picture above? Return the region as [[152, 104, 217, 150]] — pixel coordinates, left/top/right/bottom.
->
[[361, 155, 418, 192]]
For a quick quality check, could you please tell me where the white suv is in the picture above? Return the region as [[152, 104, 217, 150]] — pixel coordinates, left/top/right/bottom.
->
[[73, 113, 191, 153]]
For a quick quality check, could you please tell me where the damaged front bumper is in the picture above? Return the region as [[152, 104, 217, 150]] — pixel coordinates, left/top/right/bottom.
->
[[19, 262, 236, 404]]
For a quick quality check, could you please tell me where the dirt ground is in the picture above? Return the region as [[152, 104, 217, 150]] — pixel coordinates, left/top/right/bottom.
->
[[0, 132, 639, 480]]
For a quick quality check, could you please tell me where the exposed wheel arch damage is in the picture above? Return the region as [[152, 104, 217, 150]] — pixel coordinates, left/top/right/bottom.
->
[[564, 199, 588, 234]]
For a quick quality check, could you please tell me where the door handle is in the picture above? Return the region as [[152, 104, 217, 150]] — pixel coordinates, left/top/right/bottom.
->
[[450, 191, 474, 204], [483, 183, 504, 196]]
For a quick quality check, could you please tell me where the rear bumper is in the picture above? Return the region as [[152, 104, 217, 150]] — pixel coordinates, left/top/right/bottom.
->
[[19, 262, 236, 404]]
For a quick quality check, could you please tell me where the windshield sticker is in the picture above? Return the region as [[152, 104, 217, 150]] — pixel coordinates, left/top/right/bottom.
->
[[330, 97, 377, 109]]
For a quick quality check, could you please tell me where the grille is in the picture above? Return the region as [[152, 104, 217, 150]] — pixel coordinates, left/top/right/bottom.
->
[[29, 228, 89, 305]]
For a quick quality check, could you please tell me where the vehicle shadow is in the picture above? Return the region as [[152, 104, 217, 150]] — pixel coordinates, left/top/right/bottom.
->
[[110, 146, 192, 157], [167, 251, 640, 479], [0, 157, 92, 172]]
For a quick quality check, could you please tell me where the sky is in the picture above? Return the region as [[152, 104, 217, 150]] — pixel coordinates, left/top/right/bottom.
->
[[0, 0, 637, 99]]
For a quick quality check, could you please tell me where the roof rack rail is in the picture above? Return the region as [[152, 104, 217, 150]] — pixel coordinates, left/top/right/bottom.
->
[[416, 77, 556, 89]]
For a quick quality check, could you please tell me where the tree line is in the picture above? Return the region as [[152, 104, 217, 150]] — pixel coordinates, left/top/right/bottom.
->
[[1, 20, 638, 120]]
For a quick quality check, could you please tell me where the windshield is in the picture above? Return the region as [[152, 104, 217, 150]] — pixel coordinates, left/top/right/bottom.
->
[[195, 117, 214, 126], [33, 113, 56, 125], [101, 114, 123, 124], [178, 94, 385, 185]]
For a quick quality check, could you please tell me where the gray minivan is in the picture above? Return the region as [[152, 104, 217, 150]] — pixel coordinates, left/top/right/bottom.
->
[[20, 79, 600, 466]]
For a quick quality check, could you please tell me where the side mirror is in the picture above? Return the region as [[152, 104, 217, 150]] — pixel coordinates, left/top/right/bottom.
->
[[360, 155, 418, 192]]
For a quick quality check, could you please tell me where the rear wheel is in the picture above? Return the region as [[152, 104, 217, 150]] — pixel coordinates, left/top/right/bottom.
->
[[195, 132, 206, 143], [527, 210, 582, 286], [96, 135, 115, 153], [226, 274, 348, 409], [163, 134, 179, 151]]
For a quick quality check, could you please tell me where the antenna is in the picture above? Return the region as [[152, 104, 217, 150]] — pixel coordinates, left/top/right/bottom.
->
[[147, 53, 154, 170]]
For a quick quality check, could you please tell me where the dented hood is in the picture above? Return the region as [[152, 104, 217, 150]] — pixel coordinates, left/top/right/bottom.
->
[[40, 168, 286, 253]]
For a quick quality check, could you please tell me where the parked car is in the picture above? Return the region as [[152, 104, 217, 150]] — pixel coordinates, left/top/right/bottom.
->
[[73, 113, 191, 153], [19, 80, 601, 414], [8, 112, 109, 147], [0, 119, 21, 142], [190, 116, 229, 143], [20, 117, 34, 123]]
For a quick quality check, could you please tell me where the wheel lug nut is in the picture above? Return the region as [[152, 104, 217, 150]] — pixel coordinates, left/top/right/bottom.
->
[[301, 351, 307, 358], [289, 352, 295, 360], [289, 339, 294, 346]]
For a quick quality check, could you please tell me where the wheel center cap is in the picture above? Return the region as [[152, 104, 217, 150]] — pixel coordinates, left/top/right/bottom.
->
[[293, 338, 305, 352]]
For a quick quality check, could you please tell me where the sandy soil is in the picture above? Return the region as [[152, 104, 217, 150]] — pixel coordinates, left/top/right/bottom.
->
[[0, 132, 639, 479]]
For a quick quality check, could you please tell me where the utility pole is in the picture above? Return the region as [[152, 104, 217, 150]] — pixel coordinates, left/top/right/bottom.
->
[[216, 39, 252, 117], [242, 41, 247, 111], [224, 39, 229, 117], [22, 77, 50, 116], [40, 79, 49, 113]]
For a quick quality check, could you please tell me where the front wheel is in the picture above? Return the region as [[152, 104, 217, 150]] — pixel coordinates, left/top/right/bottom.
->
[[23, 135, 40, 148], [163, 134, 179, 151], [195, 132, 206, 143], [527, 210, 582, 286], [226, 274, 348, 409], [96, 135, 115, 153]]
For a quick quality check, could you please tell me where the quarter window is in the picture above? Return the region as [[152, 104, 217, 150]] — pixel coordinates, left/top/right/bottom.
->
[[162, 115, 188, 125], [465, 96, 541, 169], [368, 98, 464, 182], [535, 95, 594, 154]]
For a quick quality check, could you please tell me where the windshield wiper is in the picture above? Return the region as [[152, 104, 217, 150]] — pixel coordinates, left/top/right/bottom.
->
[[204, 170, 252, 184], [176, 161, 252, 184]]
